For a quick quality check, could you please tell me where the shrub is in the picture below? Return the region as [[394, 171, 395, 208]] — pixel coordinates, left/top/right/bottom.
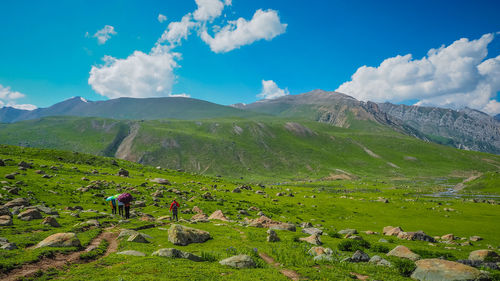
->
[[371, 243, 390, 253], [392, 258, 416, 277], [327, 231, 342, 239], [412, 249, 455, 260], [337, 239, 371, 251]]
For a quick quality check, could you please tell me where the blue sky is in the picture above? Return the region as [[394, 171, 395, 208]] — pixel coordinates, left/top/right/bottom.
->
[[1, 0, 499, 113]]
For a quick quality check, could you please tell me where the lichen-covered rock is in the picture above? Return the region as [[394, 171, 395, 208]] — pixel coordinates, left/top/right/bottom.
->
[[411, 259, 485, 281], [208, 210, 229, 221], [17, 209, 43, 221], [387, 245, 420, 261], [469, 249, 500, 262], [338, 229, 357, 235], [299, 234, 322, 245], [41, 216, 60, 227], [302, 227, 323, 236], [0, 215, 12, 226], [219, 255, 256, 268], [152, 248, 202, 261], [308, 246, 333, 256], [168, 224, 211, 246], [4, 197, 29, 208], [36, 233, 81, 248], [369, 255, 392, 267], [127, 233, 150, 243], [350, 250, 370, 262]]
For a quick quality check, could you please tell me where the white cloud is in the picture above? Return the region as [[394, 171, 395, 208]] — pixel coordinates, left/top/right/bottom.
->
[[193, 0, 228, 22], [158, 14, 167, 23], [0, 84, 37, 110], [200, 9, 287, 53], [157, 13, 197, 46], [93, 25, 117, 44], [88, 46, 180, 99], [257, 80, 289, 99], [336, 33, 500, 114]]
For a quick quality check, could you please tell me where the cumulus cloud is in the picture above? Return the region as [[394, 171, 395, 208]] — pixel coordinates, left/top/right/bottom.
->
[[200, 9, 287, 53], [88, 46, 180, 99], [193, 0, 228, 22], [158, 14, 167, 23], [93, 25, 117, 44], [336, 33, 500, 114], [257, 80, 289, 99], [0, 84, 37, 110], [157, 14, 197, 46]]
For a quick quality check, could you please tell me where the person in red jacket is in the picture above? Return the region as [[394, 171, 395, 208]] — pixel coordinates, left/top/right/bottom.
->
[[169, 198, 179, 221]]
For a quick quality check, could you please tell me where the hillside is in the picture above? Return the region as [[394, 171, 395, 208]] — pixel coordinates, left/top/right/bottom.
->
[[0, 116, 499, 181], [0, 145, 499, 280], [0, 96, 260, 123]]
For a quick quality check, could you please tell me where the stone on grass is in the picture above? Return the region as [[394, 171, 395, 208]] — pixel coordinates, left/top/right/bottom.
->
[[369, 255, 391, 267], [150, 178, 171, 185], [314, 254, 333, 262], [41, 217, 60, 227], [0, 215, 13, 226], [219, 255, 256, 269], [469, 250, 500, 262], [4, 198, 29, 208], [299, 234, 322, 245], [152, 248, 202, 261], [387, 245, 420, 261], [117, 250, 146, 256], [338, 229, 357, 235], [269, 223, 296, 232], [383, 226, 403, 236], [350, 250, 370, 262], [300, 222, 313, 228], [17, 209, 42, 221], [411, 259, 485, 281], [469, 236, 482, 242], [441, 234, 455, 241], [208, 210, 229, 221], [168, 224, 211, 246], [266, 229, 280, 242], [36, 233, 81, 248], [191, 213, 209, 222], [1, 243, 18, 250], [4, 174, 15, 180], [0, 206, 11, 216], [117, 168, 129, 177], [192, 206, 203, 214], [127, 233, 150, 243], [302, 227, 323, 236], [308, 246, 333, 256], [397, 231, 435, 242]]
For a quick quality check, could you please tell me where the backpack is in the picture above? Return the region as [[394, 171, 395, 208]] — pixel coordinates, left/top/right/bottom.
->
[[172, 202, 178, 212]]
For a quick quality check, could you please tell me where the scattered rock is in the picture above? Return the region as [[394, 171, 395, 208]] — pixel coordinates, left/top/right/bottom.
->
[[378, 238, 389, 243], [299, 234, 322, 245], [0, 206, 11, 216], [247, 216, 296, 231], [219, 255, 256, 269], [4, 197, 29, 208], [232, 187, 241, 193], [1, 243, 18, 250], [134, 201, 146, 207], [36, 233, 81, 248], [267, 229, 280, 242], [398, 231, 435, 242], [117, 168, 129, 177], [41, 217, 60, 227], [208, 210, 229, 221], [238, 210, 249, 216], [302, 227, 323, 236], [5, 173, 16, 180], [383, 226, 403, 236], [168, 224, 211, 246], [369, 255, 391, 267], [350, 250, 370, 262], [411, 259, 485, 281], [191, 213, 209, 222], [152, 248, 202, 261], [338, 229, 357, 235], [192, 206, 203, 214], [469, 236, 483, 242], [202, 192, 213, 200], [127, 233, 150, 243], [17, 209, 43, 221], [313, 254, 334, 262], [0, 215, 13, 226], [387, 245, 420, 261], [117, 250, 146, 256], [308, 246, 333, 256], [441, 233, 455, 241], [150, 178, 171, 185], [469, 249, 500, 262], [300, 222, 313, 228]]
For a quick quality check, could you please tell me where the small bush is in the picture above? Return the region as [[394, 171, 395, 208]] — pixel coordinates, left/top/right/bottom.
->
[[412, 249, 455, 260], [371, 243, 389, 253], [327, 231, 342, 238], [392, 258, 416, 277], [337, 239, 371, 252]]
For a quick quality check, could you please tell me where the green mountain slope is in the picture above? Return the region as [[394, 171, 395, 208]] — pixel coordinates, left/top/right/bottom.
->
[[0, 116, 498, 181]]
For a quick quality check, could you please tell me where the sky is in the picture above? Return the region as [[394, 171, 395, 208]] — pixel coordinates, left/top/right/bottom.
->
[[1, 0, 500, 114]]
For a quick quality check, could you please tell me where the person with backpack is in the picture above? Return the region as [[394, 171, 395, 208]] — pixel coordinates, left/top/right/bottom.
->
[[117, 193, 133, 219], [169, 198, 179, 221], [117, 199, 124, 217]]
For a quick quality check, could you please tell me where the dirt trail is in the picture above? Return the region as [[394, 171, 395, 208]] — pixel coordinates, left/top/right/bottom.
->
[[2, 230, 118, 281], [453, 173, 483, 191], [258, 252, 304, 281]]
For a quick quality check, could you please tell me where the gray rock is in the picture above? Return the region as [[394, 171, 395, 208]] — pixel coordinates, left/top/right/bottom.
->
[[1, 243, 18, 250], [219, 255, 256, 268], [313, 254, 334, 262], [152, 248, 202, 261], [4, 197, 29, 208], [267, 229, 280, 242], [0, 215, 12, 226], [302, 227, 323, 236], [411, 258, 485, 281], [350, 250, 370, 262], [300, 222, 313, 228], [369, 255, 392, 267], [127, 233, 150, 243], [378, 238, 389, 243], [41, 216, 60, 227], [338, 229, 357, 235], [17, 209, 42, 221], [0, 206, 11, 216], [150, 178, 171, 185], [269, 223, 296, 232], [117, 250, 146, 256], [168, 224, 211, 246], [36, 233, 81, 248]]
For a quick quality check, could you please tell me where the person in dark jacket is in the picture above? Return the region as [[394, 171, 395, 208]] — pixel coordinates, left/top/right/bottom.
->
[[169, 198, 179, 221]]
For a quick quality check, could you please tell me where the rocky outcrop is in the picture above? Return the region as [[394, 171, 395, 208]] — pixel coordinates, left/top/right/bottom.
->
[[387, 245, 420, 261], [411, 259, 485, 281], [168, 224, 211, 246]]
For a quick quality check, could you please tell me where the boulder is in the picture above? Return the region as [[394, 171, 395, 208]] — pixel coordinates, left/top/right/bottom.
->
[[387, 245, 420, 261], [300, 222, 313, 228], [118, 229, 140, 239], [269, 223, 296, 232], [441, 234, 455, 241], [4, 173, 15, 180], [369, 255, 391, 267], [117, 250, 146, 256], [4, 197, 29, 208], [411, 259, 484, 281], [150, 178, 171, 185], [1, 242, 18, 250], [302, 227, 323, 236], [127, 233, 150, 243], [0, 206, 11, 216], [168, 224, 211, 246], [192, 206, 203, 214], [398, 231, 435, 242], [299, 234, 322, 245], [232, 187, 241, 193], [384, 226, 403, 236], [308, 247, 333, 256], [191, 213, 209, 222], [0, 215, 13, 226], [266, 229, 280, 242], [152, 248, 202, 261], [247, 216, 296, 231], [34, 205, 59, 215], [117, 168, 129, 177], [17, 209, 43, 221], [36, 233, 81, 248], [41, 217, 60, 227], [469, 250, 500, 262], [219, 255, 256, 269], [208, 210, 229, 221], [338, 229, 357, 235], [350, 250, 370, 262], [469, 236, 483, 242]]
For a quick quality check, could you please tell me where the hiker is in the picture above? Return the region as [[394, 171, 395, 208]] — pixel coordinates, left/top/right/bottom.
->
[[106, 196, 117, 215], [124, 201, 131, 219], [117, 198, 124, 217], [117, 193, 133, 219], [169, 198, 179, 221]]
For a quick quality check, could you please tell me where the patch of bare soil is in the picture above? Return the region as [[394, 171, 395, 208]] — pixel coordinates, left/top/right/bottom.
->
[[453, 173, 483, 191], [258, 252, 304, 281]]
